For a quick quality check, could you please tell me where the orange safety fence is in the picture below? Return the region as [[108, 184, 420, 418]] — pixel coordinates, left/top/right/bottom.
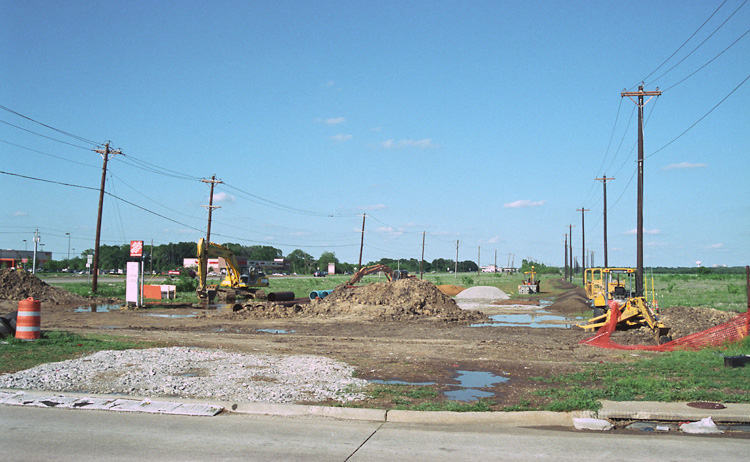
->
[[579, 304, 749, 352]]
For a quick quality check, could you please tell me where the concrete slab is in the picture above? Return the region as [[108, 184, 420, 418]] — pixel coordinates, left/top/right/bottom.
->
[[579, 400, 750, 424], [225, 401, 387, 421], [387, 409, 574, 427]]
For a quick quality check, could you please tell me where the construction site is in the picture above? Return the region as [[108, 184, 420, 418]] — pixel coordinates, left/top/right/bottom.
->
[[1, 266, 746, 411]]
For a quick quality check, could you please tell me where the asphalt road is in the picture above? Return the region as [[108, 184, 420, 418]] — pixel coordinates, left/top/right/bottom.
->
[[2, 406, 747, 461]]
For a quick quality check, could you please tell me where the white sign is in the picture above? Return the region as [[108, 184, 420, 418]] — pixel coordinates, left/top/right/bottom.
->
[[328, 262, 335, 275], [87, 255, 93, 265], [126, 262, 140, 304]]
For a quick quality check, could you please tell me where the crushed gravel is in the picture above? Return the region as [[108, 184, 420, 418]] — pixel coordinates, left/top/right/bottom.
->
[[0, 347, 367, 404], [455, 286, 510, 300]]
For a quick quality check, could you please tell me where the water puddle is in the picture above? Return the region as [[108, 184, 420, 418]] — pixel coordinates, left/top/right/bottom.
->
[[141, 313, 197, 318], [369, 370, 509, 402], [74, 304, 123, 313], [471, 311, 585, 328], [256, 329, 294, 334]]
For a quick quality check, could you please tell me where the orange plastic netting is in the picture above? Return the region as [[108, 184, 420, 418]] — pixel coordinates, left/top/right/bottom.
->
[[579, 304, 750, 351]]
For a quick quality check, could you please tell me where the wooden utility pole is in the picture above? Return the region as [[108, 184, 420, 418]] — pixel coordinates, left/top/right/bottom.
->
[[564, 233, 569, 280], [622, 85, 661, 296], [595, 174, 615, 268], [200, 175, 222, 280], [201, 175, 222, 244], [358, 214, 366, 269], [494, 249, 497, 273], [477, 246, 481, 275], [577, 208, 589, 276], [568, 224, 575, 282], [420, 231, 425, 279], [91, 141, 121, 293], [454, 240, 459, 278]]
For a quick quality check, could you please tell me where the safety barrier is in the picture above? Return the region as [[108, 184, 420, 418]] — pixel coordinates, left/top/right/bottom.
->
[[16, 297, 41, 341]]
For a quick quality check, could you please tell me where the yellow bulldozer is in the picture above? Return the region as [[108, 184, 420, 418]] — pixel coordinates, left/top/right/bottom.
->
[[196, 238, 269, 301], [578, 267, 670, 344]]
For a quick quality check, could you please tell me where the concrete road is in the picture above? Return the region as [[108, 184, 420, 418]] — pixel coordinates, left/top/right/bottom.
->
[[2, 406, 747, 461]]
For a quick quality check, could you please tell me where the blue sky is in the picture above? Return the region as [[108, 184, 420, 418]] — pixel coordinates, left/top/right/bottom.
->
[[1, 0, 748, 268]]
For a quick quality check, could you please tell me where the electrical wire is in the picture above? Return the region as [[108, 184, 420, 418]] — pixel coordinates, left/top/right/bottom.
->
[[0, 139, 100, 169], [646, 0, 748, 87], [113, 154, 201, 181], [663, 27, 750, 92], [0, 119, 93, 150], [637, 0, 730, 87], [647, 72, 750, 158], [0, 104, 100, 146], [221, 182, 358, 218]]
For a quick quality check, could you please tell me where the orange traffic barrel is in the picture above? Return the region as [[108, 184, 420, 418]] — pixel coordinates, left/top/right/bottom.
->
[[16, 297, 41, 340]]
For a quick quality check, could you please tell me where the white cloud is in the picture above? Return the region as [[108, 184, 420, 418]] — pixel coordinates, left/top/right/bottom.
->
[[370, 126, 382, 132], [360, 204, 386, 211], [330, 134, 353, 143], [503, 200, 546, 208], [662, 162, 707, 170], [321, 117, 345, 125], [213, 192, 235, 203], [381, 139, 436, 149], [323, 80, 335, 87], [707, 243, 724, 249], [12, 211, 28, 217], [625, 228, 660, 235], [488, 236, 500, 244], [376, 226, 405, 236]]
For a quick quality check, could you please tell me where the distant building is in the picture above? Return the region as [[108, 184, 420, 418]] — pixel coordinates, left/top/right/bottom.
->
[[183, 257, 289, 274], [0, 249, 51, 269]]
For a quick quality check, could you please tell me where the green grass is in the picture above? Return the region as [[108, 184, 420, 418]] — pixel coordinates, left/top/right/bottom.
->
[[649, 273, 748, 312], [529, 336, 750, 411], [0, 331, 151, 374]]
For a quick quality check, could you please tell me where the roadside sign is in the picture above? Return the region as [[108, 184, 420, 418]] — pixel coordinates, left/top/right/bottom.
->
[[87, 255, 93, 265], [130, 240, 144, 257]]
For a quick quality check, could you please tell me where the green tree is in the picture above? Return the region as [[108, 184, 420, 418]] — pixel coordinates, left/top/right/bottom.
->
[[317, 251, 339, 272], [287, 249, 315, 274]]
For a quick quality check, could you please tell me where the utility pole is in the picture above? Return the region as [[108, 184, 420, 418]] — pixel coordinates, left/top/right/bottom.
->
[[455, 240, 459, 278], [200, 175, 222, 282], [65, 232, 70, 260], [595, 174, 615, 268], [201, 175, 222, 244], [564, 233, 568, 280], [420, 231, 425, 279], [477, 247, 481, 276], [32, 229, 40, 274], [577, 208, 589, 277], [568, 224, 575, 282], [91, 141, 122, 293], [622, 84, 661, 296], [358, 214, 366, 269], [494, 249, 497, 273]]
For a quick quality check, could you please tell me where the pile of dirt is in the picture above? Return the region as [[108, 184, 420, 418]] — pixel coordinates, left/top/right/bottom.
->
[[548, 287, 589, 313], [659, 306, 738, 340], [226, 278, 488, 323], [436, 284, 465, 296], [0, 268, 93, 304]]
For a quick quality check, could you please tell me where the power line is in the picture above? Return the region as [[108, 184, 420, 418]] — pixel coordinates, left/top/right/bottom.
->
[[648, 72, 750, 158], [0, 119, 92, 150], [637, 0, 730, 86], [0, 139, 99, 169], [221, 182, 358, 218], [646, 0, 748, 87], [0, 104, 100, 145]]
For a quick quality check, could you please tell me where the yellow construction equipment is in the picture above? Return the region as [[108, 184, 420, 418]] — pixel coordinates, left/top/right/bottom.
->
[[579, 267, 670, 343], [196, 238, 269, 300], [518, 265, 540, 294]]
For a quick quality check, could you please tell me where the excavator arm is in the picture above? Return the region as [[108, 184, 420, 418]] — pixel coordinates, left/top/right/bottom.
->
[[196, 239, 268, 299], [345, 264, 412, 287]]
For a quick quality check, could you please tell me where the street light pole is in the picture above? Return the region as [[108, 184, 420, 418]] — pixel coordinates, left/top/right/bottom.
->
[[66, 233, 70, 260]]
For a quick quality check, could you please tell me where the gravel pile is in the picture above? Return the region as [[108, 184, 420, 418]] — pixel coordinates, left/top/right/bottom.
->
[[455, 286, 510, 300], [0, 347, 367, 404]]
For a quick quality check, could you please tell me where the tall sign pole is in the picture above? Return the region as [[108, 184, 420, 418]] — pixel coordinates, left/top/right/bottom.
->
[[622, 85, 661, 295], [201, 175, 222, 281]]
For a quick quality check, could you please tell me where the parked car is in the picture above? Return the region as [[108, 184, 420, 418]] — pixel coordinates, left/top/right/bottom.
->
[[313, 271, 326, 277]]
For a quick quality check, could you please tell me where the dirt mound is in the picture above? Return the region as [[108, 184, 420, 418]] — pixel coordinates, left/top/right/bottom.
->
[[0, 268, 93, 304], [551, 278, 577, 290], [548, 287, 589, 313], [659, 306, 738, 340], [226, 278, 488, 323], [436, 284, 465, 296]]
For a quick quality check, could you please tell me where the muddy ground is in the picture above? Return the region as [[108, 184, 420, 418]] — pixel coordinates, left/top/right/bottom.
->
[[0, 269, 739, 409]]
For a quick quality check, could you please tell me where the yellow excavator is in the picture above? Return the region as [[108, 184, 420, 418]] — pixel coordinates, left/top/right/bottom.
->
[[578, 267, 670, 343], [196, 238, 269, 301]]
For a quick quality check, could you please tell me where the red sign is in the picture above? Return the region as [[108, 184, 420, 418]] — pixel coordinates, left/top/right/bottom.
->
[[130, 240, 144, 257]]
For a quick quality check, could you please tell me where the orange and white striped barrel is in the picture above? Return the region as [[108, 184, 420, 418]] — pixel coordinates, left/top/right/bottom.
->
[[16, 297, 41, 340]]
